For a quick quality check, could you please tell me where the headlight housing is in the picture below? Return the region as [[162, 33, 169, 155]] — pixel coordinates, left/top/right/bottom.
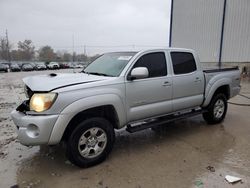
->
[[30, 93, 57, 112]]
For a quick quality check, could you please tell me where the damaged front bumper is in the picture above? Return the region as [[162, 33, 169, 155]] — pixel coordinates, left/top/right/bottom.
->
[[11, 109, 59, 146]]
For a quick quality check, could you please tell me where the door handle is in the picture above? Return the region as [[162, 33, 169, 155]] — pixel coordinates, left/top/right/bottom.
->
[[194, 77, 201, 82], [162, 81, 171, 86]]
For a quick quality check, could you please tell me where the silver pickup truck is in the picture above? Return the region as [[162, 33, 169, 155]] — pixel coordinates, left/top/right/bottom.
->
[[11, 48, 241, 167]]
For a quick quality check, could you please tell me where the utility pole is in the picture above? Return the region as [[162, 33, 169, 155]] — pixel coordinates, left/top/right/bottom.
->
[[169, 0, 174, 47], [218, 0, 227, 68], [72, 34, 75, 62], [84, 45, 86, 56], [5, 29, 11, 63]]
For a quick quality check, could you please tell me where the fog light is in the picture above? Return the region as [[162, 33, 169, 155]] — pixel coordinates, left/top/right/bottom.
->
[[26, 124, 40, 138]]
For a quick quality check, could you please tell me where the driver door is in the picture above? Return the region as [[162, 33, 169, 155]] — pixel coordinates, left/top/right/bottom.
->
[[125, 52, 173, 122]]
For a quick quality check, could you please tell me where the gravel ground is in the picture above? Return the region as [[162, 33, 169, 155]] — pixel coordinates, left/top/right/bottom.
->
[[0, 70, 250, 188]]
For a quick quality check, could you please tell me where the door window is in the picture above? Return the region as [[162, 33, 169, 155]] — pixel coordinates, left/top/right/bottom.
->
[[132, 52, 167, 78], [171, 52, 197, 74]]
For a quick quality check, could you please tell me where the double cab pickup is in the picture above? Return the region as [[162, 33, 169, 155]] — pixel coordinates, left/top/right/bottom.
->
[[11, 48, 241, 167]]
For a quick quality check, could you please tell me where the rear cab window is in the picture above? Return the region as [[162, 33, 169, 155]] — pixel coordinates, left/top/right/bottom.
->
[[132, 52, 167, 78], [170, 52, 197, 74]]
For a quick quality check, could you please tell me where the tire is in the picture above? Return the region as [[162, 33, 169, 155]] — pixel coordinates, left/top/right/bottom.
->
[[202, 93, 228, 124], [66, 117, 115, 168]]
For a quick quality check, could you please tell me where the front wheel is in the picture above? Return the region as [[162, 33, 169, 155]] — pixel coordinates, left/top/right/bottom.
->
[[202, 93, 228, 124], [66, 117, 115, 168]]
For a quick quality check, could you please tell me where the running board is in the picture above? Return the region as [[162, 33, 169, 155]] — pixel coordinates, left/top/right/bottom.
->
[[126, 109, 206, 133]]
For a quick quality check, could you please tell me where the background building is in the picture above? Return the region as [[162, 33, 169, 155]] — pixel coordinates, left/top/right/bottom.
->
[[169, 0, 250, 64]]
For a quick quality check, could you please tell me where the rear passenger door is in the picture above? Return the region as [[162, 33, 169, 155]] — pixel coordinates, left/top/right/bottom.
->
[[125, 52, 172, 122], [170, 52, 204, 111]]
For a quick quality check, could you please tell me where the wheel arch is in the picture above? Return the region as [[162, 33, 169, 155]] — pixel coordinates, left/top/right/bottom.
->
[[48, 94, 126, 145], [62, 105, 119, 141], [213, 85, 230, 99], [203, 79, 231, 107]]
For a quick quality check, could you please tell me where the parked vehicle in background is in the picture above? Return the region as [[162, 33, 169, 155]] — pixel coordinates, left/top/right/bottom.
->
[[59, 62, 70, 69], [69, 62, 84, 69], [68, 62, 75, 68], [22, 63, 33, 71], [29, 63, 36, 69], [0, 63, 8, 72], [11, 48, 241, 168], [74, 63, 84, 68], [47, 62, 60, 69], [35, 63, 47, 70], [10, 64, 21, 72]]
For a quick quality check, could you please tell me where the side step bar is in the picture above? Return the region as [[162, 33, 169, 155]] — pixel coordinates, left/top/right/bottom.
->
[[126, 109, 206, 133]]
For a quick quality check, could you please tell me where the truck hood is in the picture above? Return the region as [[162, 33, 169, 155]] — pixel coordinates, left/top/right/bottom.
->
[[23, 73, 107, 91]]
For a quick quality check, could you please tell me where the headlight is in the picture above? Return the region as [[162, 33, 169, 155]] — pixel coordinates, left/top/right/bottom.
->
[[30, 93, 57, 112]]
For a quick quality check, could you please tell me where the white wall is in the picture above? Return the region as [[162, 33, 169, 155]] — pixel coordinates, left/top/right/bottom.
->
[[171, 0, 250, 63], [222, 0, 250, 62]]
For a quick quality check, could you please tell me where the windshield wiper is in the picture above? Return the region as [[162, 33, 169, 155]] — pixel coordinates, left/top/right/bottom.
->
[[83, 71, 113, 77]]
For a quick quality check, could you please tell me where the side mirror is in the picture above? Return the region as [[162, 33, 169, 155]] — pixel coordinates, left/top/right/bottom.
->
[[129, 67, 149, 80]]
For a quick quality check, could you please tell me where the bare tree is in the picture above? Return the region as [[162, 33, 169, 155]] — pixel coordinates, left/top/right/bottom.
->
[[39, 46, 56, 62], [76, 53, 88, 62], [63, 52, 72, 62], [0, 37, 12, 61], [17, 39, 35, 61], [10, 50, 20, 61]]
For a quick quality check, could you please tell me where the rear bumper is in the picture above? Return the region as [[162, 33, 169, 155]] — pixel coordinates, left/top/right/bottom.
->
[[11, 110, 59, 146]]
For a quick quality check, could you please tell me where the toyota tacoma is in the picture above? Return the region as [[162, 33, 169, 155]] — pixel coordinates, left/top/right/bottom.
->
[[11, 48, 241, 167]]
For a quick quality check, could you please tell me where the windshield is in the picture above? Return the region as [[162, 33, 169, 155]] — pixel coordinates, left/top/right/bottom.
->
[[83, 52, 137, 77]]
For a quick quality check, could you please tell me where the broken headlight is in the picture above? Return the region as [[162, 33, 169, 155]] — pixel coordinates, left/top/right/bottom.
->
[[30, 93, 57, 112]]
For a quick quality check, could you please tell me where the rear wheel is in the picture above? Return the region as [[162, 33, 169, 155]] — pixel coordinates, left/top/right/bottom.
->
[[66, 117, 115, 168], [202, 93, 227, 124]]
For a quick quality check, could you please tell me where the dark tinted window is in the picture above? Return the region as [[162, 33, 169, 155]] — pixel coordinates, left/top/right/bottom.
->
[[171, 52, 197, 74], [133, 52, 167, 78]]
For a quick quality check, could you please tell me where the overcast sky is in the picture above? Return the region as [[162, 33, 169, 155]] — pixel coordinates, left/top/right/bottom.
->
[[0, 0, 171, 55]]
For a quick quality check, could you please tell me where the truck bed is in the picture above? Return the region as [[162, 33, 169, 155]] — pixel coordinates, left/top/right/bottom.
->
[[203, 66, 241, 103], [203, 66, 239, 73]]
